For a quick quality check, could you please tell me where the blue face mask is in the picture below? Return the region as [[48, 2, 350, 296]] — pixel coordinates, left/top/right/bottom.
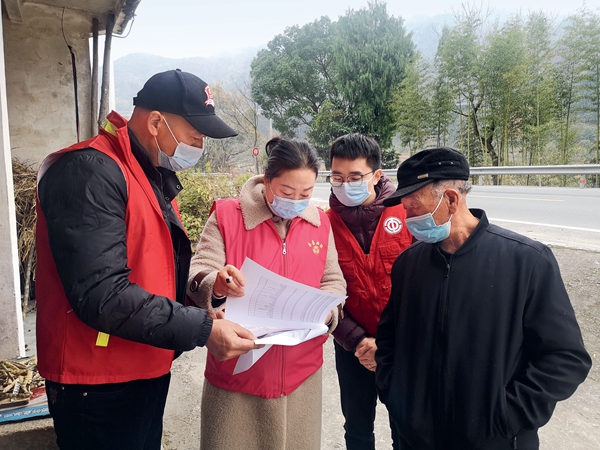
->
[[404, 193, 452, 243], [268, 185, 310, 219], [331, 174, 375, 207]]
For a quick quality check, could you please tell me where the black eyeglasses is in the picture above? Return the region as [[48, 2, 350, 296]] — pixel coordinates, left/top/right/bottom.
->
[[329, 171, 375, 187]]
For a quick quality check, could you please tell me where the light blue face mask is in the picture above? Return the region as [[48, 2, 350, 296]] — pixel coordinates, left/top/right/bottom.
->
[[331, 173, 375, 207], [268, 185, 310, 219], [404, 193, 452, 243], [155, 116, 204, 171]]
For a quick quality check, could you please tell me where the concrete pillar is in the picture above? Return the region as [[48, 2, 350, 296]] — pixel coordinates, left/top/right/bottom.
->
[[0, 15, 25, 359]]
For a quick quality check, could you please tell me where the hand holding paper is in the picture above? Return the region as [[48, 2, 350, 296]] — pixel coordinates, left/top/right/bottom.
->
[[227, 258, 346, 373]]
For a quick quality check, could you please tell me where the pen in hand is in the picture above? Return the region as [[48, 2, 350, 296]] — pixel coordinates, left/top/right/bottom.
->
[[216, 265, 246, 298]]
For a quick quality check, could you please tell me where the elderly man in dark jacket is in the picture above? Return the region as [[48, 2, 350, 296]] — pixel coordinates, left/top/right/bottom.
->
[[376, 147, 591, 450]]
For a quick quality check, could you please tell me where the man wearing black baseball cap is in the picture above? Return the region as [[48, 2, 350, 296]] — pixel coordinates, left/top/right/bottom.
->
[[36, 70, 260, 449], [376, 147, 591, 449]]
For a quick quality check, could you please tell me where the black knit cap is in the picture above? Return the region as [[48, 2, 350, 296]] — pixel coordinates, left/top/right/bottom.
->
[[383, 147, 470, 207], [133, 69, 237, 139]]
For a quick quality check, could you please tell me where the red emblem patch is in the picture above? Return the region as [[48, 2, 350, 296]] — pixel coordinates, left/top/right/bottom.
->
[[383, 217, 403, 235], [204, 86, 215, 107]]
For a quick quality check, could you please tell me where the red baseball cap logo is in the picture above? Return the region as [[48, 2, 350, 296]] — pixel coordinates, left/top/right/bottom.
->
[[204, 86, 215, 107]]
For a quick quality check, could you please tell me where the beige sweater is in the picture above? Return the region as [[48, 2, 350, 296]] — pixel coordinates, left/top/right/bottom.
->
[[187, 175, 346, 329]]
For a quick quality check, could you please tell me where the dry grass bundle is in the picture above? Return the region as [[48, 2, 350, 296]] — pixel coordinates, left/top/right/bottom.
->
[[12, 158, 37, 314]]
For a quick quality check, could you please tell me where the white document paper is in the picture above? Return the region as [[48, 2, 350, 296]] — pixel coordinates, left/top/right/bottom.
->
[[227, 258, 346, 374]]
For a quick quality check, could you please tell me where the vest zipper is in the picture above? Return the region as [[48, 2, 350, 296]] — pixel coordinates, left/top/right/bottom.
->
[[282, 241, 287, 255], [280, 345, 286, 397], [513, 435, 518, 449]]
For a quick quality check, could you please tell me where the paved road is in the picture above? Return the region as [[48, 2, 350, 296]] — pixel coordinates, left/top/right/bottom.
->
[[313, 184, 600, 251]]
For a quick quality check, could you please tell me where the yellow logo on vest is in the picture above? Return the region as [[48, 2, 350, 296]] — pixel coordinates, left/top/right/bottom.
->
[[308, 240, 324, 255]]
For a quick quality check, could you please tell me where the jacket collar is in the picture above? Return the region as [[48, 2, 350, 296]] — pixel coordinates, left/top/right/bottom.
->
[[239, 175, 321, 230], [438, 208, 488, 256]]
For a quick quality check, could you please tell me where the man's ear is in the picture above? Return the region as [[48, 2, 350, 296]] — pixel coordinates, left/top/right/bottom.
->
[[446, 189, 460, 215], [374, 168, 383, 184], [147, 111, 162, 137]]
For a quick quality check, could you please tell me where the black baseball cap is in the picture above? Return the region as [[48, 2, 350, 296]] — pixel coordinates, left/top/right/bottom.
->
[[383, 147, 470, 207], [133, 69, 237, 139]]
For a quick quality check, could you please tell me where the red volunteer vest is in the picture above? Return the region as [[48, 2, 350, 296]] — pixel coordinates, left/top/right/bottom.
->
[[36, 111, 178, 384], [327, 205, 411, 336], [204, 198, 330, 398]]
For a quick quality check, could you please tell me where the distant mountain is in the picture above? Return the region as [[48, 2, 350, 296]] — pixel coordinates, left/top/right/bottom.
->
[[113, 13, 455, 112], [114, 46, 263, 115]]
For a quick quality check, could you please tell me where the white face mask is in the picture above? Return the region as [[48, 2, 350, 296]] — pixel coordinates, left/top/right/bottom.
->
[[155, 117, 204, 171]]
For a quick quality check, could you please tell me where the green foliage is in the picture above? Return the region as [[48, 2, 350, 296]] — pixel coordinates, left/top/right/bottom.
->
[[250, 17, 335, 136], [307, 101, 352, 168], [390, 53, 431, 153], [250, 1, 414, 150], [333, 1, 415, 147], [381, 148, 399, 169], [176, 170, 247, 246]]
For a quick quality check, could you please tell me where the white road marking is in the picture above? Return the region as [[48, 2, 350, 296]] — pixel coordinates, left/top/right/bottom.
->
[[470, 195, 564, 202], [489, 218, 600, 233]]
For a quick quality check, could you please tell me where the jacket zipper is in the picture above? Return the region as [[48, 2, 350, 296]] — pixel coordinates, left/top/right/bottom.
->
[[434, 255, 452, 448], [513, 435, 518, 449]]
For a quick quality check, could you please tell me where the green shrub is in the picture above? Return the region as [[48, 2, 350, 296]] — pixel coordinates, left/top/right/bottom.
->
[[177, 170, 248, 246]]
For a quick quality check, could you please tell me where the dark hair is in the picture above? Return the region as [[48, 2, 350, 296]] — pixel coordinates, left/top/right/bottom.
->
[[329, 133, 381, 171], [264, 136, 320, 181]]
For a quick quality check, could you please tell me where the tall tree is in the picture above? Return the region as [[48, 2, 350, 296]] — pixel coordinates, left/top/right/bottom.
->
[[250, 1, 414, 151], [482, 17, 527, 167], [436, 7, 491, 168], [390, 52, 431, 153], [430, 73, 455, 147], [250, 17, 336, 137], [577, 11, 600, 186], [520, 12, 558, 173], [555, 12, 589, 175], [333, 1, 414, 147]]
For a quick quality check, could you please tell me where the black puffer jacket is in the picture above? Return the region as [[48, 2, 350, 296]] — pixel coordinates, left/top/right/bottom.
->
[[38, 131, 212, 351], [376, 209, 591, 449]]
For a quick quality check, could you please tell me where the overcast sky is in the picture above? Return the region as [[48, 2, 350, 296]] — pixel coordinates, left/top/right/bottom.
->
[[109, 0, 595, 60]]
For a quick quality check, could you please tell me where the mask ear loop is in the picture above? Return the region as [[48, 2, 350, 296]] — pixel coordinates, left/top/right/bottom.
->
[[154, 136, 165, 156], [431, 192, 446, 215], [161, 115, 180, 145], [432, 191, 453, 225]]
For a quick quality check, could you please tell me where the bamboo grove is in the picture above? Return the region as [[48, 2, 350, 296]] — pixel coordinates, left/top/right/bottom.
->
[[250, 2, 600, 186], [393, 6, 600, 187]]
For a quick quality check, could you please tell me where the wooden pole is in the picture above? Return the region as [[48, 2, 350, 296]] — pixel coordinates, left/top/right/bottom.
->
[[91, 18, 99, 136], [98, 13, 114, 129]]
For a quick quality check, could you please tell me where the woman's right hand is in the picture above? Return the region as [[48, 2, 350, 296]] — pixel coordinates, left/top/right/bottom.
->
[[213, 264, 246, 298]]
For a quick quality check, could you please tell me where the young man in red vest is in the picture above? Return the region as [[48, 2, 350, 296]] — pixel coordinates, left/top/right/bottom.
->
[[326, 134, 412, 450], [36, 69, 259, 450]]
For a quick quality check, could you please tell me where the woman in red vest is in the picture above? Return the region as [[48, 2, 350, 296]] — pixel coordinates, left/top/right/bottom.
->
[[187, 136, 346, 450]]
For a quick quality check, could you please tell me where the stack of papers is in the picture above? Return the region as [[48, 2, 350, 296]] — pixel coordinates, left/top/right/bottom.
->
[[226, 258, 346, 373]]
